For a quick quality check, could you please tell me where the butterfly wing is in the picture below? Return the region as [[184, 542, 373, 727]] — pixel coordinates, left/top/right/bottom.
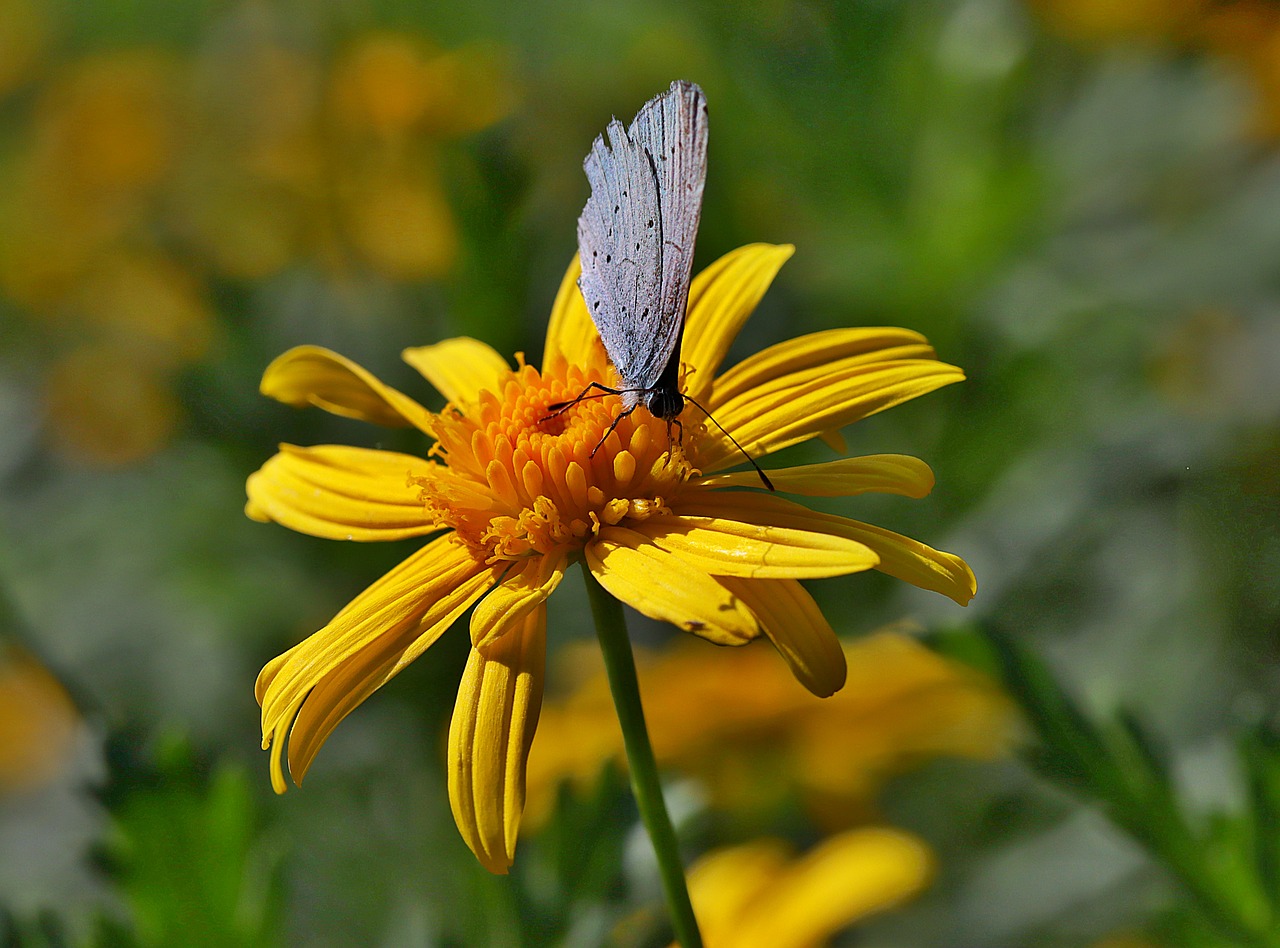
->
[[577, 81, 708, 395]]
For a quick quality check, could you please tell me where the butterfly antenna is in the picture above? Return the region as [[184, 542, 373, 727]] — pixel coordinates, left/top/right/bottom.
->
[[683, 393, 774, 491]]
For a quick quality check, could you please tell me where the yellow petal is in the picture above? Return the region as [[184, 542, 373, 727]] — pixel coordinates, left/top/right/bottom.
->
[[260, 345, 434, 432], [698, 358, 965, 472], [402, 337, 511, 407], [257, 534, 498, 770], [245, 443, 440, 541], [631, 513, 879, 580], [448, 609, 546, 874], [678, 492, 976, 605], [680, 244, 795, 401], [711, 326, 938, 405], [834, 518, 977, 606], [747, 827, 933, 944], [541, 254, 603, 371], [819, 429, 847, 454], [285, 563, 496, 784], [586, 528, 760, 644], [685, 840, 791, 941], [470, 553, 566, 649], [720, 578, 846, 697], [697, 454, 935, 499]]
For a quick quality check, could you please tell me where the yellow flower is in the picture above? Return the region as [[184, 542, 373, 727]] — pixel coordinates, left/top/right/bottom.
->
[[0, 648, 80, 794], [680, 828, 933, 948], [247, 243, 976, 872], [525, 630, 1015, 830]]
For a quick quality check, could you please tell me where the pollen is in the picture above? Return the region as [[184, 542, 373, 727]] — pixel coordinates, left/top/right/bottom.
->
[[412, 361, 690, 563]]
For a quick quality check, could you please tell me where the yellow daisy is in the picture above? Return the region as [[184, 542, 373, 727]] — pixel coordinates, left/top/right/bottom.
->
[[247, 242, 976, 873]]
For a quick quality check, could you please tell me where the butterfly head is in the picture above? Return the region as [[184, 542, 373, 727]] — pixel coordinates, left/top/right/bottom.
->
[[645, 386, 685, 422]]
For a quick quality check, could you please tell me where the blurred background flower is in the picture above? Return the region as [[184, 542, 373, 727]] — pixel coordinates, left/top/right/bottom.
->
[[527, 630, 1015, 830], [0, 0, 1276, 944]]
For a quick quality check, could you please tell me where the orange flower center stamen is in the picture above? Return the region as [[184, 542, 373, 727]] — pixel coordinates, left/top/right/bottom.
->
[[413, 360, 694, 563]]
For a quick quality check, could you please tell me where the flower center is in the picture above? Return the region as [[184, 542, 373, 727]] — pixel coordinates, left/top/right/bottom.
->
[[414, 360, 693, 562]]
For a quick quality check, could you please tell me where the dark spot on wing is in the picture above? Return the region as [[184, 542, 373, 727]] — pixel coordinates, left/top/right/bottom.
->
[[605, 254, 611, 263]]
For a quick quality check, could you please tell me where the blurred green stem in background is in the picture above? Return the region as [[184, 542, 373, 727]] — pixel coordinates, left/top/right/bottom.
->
[[581, 562, 703, 948], [971, 626, 1280, 947]]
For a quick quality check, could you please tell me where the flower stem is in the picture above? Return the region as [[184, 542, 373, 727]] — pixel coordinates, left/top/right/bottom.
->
[[580, 562, 703, 948]]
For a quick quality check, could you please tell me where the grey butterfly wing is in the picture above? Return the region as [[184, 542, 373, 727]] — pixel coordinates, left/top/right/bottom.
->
[[577, 81, 708, 393]]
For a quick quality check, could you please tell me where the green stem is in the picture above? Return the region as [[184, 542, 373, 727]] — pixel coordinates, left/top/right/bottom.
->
[[580, 562, 703, 948]]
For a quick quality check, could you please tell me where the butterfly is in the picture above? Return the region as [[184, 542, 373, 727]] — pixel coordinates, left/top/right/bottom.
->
[[555, 80, 772, 488]]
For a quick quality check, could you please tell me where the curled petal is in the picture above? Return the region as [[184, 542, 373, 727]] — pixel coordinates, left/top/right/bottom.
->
[[697, 358, 964, 472], [257, 535, 500, 792], [470, 553, 567, 650], [631, 514, 878, 580], [681, 244, 795, 400], [285, 577, 491, 784], [541, 254, 606, 372], [711, 327, 937, 405], [402, 337, 511, 407], [720, 577, 846, 697], [677, 492, 976, 605], [697, 454, 935, 499], [586, 528, 760, 644], [246, 443, 441, 541], [449, 609, 546, 874], [259, 345, 434, 432]]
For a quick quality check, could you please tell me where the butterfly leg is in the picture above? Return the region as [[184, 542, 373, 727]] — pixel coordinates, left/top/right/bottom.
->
[[589, 404, 638, 458], [544, 382, 624, 419]]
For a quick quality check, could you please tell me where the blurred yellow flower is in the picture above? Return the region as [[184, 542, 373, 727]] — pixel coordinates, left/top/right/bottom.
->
[[680, 828, 933, 948], [1028, 0, 1206, 42], [0, 28, 508, 467], [45, 345, 181, 467], [526, 630, 1015, 828], [0, 649, 80, 795], [1029, 0, 1280, 138], [249, 244, 973, 872], [31, 49, 182, 200], [179, 30, 511, 282], [331, 34, 513, 139], [0, 0, 52, 99]]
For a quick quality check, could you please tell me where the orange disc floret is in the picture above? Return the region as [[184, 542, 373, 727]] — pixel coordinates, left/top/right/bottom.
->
[[414, 360, 691, 563]]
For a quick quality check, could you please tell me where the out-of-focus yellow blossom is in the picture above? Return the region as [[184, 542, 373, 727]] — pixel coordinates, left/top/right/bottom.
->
[[526, 630, 1014, 828], [0, 0, 51, 99], [678, 828, 933, 948], [1200, 4, 1280, 138], [0, 49, 184, 313], [0, 649, 80, 795], [0, 28, 508, 466], [31, 50, 182, 201], [1029, 0, 1280, 138], [0, 47, 209, 466], [180, 31, 512, 282], [44, 345, 181, 466], [1028, 0, 1206, 42], [330, 34, 512, 138]]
